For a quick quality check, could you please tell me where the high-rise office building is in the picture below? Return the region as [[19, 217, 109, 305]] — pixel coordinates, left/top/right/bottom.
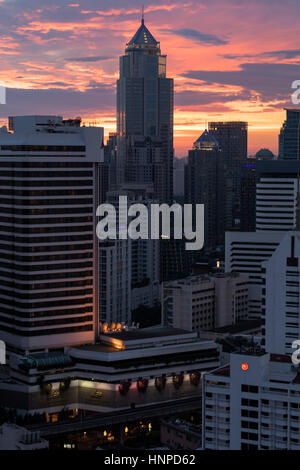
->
[[99, 237, 131, 326], [185, 130, 224, 253], [240, 159, 256, 232], [173, 157, 186, 202], [116, 17, 174, 202], [0, 116, 103, 353], [160, 234, 193, 282], [225, 158, 300, 320], [99, 186, 160, 325], [104, 132, 118, 191], [209, 121, 248, 231], [279, 108, 300, 160], [99, 162, 110, 205]]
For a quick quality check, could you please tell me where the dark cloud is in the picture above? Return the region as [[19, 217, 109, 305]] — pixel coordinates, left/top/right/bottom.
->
[[175, 89, 251, 106], [182, 63, 300, 102], [222, 49, 300, 60], [0, 86, 115, 118], [64, 56, 113, 62], [161, 28, 228, 45]]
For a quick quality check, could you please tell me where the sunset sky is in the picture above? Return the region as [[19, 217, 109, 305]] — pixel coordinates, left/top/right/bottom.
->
[[0, 0, 299, 156]]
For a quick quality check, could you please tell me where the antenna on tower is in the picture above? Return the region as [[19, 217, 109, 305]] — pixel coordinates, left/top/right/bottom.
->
[[142, 4, 144, 24]]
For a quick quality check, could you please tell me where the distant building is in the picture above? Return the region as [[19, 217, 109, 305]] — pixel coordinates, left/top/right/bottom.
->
[[209, 121, 248, 232], [279, 108, 300, 160], [173, 157, 186, 198], [255, 148, 274, 160], [162, 273, 249, 331], [160, 231, 193, 282], [99, 186, 160, 325], [185, 130, 224, 254], [104, 132, 118, 191], [240, 159, 256, 232], [99, 238, 131, 325], [0, 424, 48, 450], [225, 158, 300, 320], [225, 231, 284, 319], [99, 162, 110, 205], [117, 18, 174, 202], [160, 419, 201, 450]]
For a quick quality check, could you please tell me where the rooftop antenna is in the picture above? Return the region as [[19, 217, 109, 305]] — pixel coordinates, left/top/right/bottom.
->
[[142, 4, 144, 24]]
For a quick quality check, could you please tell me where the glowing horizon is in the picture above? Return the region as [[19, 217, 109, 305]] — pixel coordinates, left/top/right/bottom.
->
[[0, 0, 299, 156]]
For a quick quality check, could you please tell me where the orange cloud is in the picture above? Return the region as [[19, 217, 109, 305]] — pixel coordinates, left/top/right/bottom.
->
[[0, 0, 297, 157]]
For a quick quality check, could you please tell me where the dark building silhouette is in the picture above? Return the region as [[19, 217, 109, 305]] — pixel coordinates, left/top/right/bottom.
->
[[208, 121, 248, 232], [255, 148, 274, 160], [240, 159, 256, 232], [99, 162, 110, 205], [185, 130, 224, 254], [104, 132, 118, 191], [279, 108, 300, 160], [160, 234, 193, 282]]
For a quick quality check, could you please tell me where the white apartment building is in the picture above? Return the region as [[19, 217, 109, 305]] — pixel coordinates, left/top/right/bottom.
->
[[263, 230, 300, 355], [225, 160, 300, 320], [256, 177, 299, 231], [225, 231, 284, 319], [99, 238, 131, 325], [0, 116, 104, 353], [203, 228, 300, 450], [202, 352, 300, 450], [255, 160, 300, 232], [162, 273, 249, 332]]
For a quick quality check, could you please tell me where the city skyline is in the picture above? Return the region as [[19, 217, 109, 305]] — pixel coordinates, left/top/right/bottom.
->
[[0, 0, 299, 156]]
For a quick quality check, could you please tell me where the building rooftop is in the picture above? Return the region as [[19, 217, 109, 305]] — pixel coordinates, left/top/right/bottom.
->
[[126, 19, 159, 51], [74, 343, 120, 353], [213, 319, 262, 335], [103, 326, 191, 341], [284, 108, 300, 113], [212, 365, 231, 377], [193, 129, 219, 151], [19, 351, 74, 371], [71, 326, 211, 357], [164, 272, 244, 288], [162, 419, 201, 436]]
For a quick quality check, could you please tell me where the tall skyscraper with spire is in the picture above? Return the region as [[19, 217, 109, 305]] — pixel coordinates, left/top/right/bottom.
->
[[116, 15, 174, 202]]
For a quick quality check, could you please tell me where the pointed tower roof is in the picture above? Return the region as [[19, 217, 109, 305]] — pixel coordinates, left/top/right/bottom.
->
[[128, 22, 158, 46], [193, 129, 219, 151], [126, 18, 160, 52]]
